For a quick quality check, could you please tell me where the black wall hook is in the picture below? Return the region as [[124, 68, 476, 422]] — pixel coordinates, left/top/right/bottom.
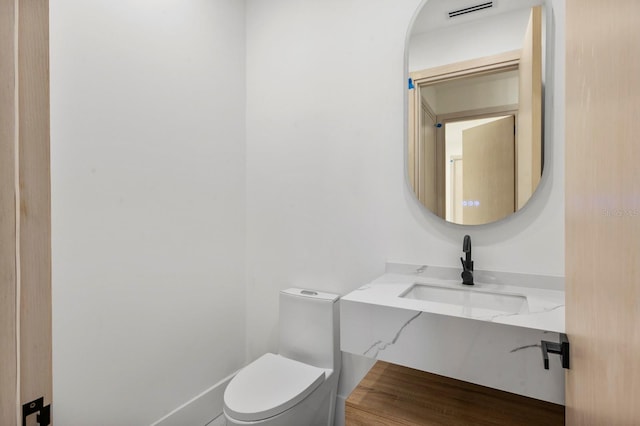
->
[[541, 333, 570, 369]]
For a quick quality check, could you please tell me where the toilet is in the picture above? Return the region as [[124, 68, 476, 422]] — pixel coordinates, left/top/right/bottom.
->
[[223, 288, 341, 426]]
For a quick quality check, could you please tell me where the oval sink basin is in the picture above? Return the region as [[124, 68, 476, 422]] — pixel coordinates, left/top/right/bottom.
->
[[400, 283, 528, 315]]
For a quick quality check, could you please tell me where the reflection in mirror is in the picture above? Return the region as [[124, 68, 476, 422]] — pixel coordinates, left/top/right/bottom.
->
[[407, 2, 544, 225]]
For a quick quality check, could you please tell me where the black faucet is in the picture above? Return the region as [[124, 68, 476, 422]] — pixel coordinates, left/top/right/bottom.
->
[[460, 235, 474, 285]]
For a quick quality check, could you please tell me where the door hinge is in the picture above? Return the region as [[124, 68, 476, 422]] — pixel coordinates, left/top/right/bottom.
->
[[22, 397, 50, 426]]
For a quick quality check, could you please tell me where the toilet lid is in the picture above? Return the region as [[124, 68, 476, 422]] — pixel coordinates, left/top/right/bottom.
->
[[224, 353, 326, 422]]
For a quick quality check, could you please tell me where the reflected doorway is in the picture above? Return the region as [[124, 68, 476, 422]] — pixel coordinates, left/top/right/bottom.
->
[[445, 116, 516, 225]]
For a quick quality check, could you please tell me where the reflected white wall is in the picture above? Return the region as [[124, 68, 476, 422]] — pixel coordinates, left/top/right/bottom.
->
[[408, 7, 533, 72]]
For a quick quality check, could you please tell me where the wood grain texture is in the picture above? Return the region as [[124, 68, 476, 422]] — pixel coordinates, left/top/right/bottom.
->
[[517, 6, 542, 210], [410, 50, 520, 86], [0, 0, 18, 424], [418, 99, 437, 214], [346, 361, 564, 426], [462, 116, 515, 225], [565, 0, 640, 424], [17, 0, 52, 415], [408, 86, 417, 193]]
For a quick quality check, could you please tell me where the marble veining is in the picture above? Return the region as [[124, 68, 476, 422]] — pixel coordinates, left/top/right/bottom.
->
[[342, 263, 565, 333], [362, 311, 423, 358], [510, 344, 541, 353], [340, 263, 566, 403]]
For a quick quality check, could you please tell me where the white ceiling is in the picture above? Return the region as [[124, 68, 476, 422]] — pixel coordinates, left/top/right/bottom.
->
[[410, 0, 544, 36]]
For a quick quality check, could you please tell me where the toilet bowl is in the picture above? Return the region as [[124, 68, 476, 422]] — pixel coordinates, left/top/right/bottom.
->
[[223, 288, 341, 426]]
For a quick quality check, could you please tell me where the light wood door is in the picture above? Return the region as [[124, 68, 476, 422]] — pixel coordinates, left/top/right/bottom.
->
[[408, 84, 418, 193], [565, 0, 640, 423], [462, 116, 515, 225], [417, 100, 438, 214], [517, 5, 542, 210], [0, 1, 51, 425], [451, 156, 463, 223], [0, 0, 19, 422]]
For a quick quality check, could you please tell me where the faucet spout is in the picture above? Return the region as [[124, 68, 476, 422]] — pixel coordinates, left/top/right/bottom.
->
[[463, 235, 472, 260], [460, 235, 474, 285]]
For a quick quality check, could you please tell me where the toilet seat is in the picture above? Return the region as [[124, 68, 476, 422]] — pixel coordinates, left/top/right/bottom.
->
[[224, 353, 327, 422]]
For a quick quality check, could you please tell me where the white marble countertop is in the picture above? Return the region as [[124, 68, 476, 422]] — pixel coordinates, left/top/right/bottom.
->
[[342, 263, 565, 333]]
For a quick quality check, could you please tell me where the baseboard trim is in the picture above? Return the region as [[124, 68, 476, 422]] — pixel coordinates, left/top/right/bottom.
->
[[151, 370, 238, 426], [334, 394, 347, 426]]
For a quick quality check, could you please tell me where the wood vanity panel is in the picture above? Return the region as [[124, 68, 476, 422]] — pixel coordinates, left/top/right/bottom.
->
[[346, 361, 564, 426]]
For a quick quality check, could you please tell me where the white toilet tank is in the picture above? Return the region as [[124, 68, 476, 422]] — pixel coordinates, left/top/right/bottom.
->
[[278, 288, 340, 372]]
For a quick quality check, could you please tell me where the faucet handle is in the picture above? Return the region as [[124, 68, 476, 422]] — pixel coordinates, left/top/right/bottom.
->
[[460, 257, 474, 271]]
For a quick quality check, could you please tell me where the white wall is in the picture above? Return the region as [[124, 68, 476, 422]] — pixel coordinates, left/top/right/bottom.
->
[[245, 0, 420, 359], [408, 7, 534, 72], [245, 0, 565, 418], [50, 1, 246, 424], [50, 0, 565, 423]]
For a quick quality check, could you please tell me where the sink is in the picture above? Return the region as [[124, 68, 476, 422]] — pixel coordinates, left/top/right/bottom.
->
[[400, 283, 528, 314]]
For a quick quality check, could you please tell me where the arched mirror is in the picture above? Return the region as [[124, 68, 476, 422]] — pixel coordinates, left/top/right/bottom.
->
[[407, 1, 545, 225]]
